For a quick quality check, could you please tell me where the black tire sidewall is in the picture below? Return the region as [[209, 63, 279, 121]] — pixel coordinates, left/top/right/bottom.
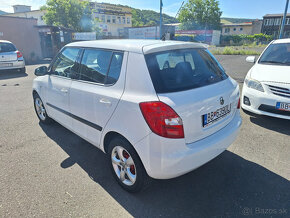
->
[[108, 137, 147, 193]]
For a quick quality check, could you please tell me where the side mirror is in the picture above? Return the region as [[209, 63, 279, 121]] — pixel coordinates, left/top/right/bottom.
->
[[34, 66, 48, 76], [246, 56, 256, 63]]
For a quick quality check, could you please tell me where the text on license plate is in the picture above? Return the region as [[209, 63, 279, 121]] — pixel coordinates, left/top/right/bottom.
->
[[276, 102, 290, 111], [202, 104, 231, 127], [0, 63, 13, 67]]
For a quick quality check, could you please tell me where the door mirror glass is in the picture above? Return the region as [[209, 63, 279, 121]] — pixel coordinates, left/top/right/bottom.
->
[[34, 66, 48, 76], [246, 56, 256, 63]]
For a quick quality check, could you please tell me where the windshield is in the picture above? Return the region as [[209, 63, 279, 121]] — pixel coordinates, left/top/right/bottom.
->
[[0, 43, 17, 53], [259, 43, 290, 65], [145, 49, 228, 93]]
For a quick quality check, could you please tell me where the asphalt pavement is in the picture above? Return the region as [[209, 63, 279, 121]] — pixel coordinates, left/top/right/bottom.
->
[[0, 56, 289, 217]]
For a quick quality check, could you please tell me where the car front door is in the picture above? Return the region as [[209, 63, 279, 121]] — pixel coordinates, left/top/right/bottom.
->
[[45, 47, 81, 128], [69, 48, 127, 147]]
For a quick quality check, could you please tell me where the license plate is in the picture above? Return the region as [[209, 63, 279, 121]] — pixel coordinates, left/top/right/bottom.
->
[[202, 104, 231, 127], [276, 102, 290, 111], [0, 63, 13, 67]]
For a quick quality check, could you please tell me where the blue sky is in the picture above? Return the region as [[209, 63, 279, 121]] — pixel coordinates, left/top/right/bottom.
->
[[0, 0, 289, 19]]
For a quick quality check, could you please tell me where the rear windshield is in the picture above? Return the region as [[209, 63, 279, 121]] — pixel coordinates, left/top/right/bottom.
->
[[145, 49, 228, 93], [0, 43, 16, 53]]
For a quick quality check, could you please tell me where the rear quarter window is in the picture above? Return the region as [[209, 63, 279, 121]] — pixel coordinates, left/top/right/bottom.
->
[[145, 49, 228, 93]]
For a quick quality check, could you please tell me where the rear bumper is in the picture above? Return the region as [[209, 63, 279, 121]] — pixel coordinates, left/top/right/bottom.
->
[[241, 84, 290, 120], [134, 110, 242, 179], [0, 60, 25, 70]]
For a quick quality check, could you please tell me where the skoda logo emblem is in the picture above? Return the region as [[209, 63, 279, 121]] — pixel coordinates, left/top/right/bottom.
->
[[220, 97, 224, 105]]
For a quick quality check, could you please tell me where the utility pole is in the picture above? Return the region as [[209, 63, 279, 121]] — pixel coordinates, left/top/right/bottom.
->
[[279, 0, 289, 39], [160, 0, 163, 39]]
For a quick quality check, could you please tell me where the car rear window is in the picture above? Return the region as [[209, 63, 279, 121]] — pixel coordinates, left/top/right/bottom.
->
[[145, 49, 228, 93], [0, 43, 16, 53]]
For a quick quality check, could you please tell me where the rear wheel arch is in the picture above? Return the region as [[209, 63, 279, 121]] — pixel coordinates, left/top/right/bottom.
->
[[103, 131, 130, 154]]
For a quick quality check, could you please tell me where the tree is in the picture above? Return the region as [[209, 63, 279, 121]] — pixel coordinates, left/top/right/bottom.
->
[[41, 0, 93, 32], [178, 0, 222, 30]]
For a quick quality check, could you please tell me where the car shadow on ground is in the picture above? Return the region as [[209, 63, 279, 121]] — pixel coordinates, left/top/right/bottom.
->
[[247, 114, 290, 136], [39, 122, 290, 217], [0, 69, 28, 80]]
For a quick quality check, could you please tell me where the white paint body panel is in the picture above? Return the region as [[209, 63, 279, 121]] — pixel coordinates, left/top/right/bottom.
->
[[33, 40, 242, 179], [242, 39, 290, 120]]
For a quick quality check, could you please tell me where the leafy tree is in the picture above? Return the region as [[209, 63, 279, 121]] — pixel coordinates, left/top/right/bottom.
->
[[132, 9, 178, 27], [41, 0, 93, 32], [178, 0, 222, 30]]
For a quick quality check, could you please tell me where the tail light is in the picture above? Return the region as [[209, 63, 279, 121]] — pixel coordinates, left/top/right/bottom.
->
[[237, 98, 240, 109], [139, 101, 184, 138], [17, 51, 23, 59]]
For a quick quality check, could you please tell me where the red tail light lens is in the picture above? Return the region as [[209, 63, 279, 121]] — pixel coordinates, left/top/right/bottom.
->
[[139, 101, 184, 138], [237, 98, 240, 109], [17, 51, 23, 58]]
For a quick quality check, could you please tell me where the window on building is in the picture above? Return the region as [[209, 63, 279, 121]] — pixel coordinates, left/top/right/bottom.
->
[[127, 17, 131, 24], [240, 27, 243, 31], [264, 19, 268, 26], [117, 16, 121, 24], [112, 16, 116, 23], [224, 28, 230, 33], [101, 15, 105, 23], [107, 15, 111, 23], [274, 18, 281, 25], [233, 28, 236, 31], [286, 18, 290, 25], [40, 16, 43, 21], [122, 17, 126, 24], [269, 18, 274, 25]]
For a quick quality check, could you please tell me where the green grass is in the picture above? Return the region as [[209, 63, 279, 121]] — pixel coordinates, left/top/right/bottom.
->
[[211, 46, 261, 55]]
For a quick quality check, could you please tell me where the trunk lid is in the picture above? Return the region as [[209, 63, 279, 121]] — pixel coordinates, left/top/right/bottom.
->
[[157, 78, 239, 144], [0, 51, 18, 62]]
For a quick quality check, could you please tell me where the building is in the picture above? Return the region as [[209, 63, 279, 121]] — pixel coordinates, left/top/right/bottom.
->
[[0, 16, 42, 62], [262, 14, 290, 38], [89, 2, 132, 37], [3, 5, 46, 26], [221, 20, 262, 36]]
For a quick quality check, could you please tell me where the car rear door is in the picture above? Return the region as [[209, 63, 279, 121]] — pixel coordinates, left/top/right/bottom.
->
[[45, 47, 81, 128], [69, 48, 127, 146], [145, 48, 240, 144]]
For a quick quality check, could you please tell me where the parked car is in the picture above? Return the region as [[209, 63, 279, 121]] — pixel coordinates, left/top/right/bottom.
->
[[242, 38, 290, 120], [0, 40, 25, 73], [32, 40, 242, 192]]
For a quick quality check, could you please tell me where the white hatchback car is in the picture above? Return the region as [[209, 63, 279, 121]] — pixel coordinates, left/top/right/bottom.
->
[[242, 39, 290, 119], [33, 40, 242, 192], [0, 40, 25, 73]]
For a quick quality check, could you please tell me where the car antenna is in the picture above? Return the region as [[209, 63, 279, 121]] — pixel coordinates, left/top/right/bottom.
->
[[161, 1, 184, 41]]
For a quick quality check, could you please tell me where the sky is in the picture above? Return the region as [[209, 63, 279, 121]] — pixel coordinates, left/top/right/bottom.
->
[[0, 0, 289, 19]]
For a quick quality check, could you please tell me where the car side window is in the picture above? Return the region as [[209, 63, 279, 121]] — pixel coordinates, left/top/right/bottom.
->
[[51, 48, 80, 78], [106, 52, 124, 85], [80, 49, 112, 84]]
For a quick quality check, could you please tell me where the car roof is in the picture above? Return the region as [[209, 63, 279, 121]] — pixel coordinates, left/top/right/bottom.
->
[[272, 38, 290, 44], [0, 40, 13, 44], [66, 39, 207, 54]]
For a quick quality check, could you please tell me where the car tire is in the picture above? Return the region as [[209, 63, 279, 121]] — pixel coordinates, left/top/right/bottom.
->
[[33, 93, 53, 124], [18, 67, 26, 73], [108, 136, 151, 193]]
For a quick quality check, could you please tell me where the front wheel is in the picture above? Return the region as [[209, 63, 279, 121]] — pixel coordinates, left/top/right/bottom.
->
[[33, 93, 53, 124], [108, 137, 151, 192]]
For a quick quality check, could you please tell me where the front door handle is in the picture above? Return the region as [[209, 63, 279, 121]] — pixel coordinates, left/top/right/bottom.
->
[[99, 98, 111, 105], [60, 88, 68, 93]]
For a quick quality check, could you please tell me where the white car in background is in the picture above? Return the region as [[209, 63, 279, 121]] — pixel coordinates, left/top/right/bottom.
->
[[242, 38, 290, 119], [0, 40, 25, 73], [32, 40, 241, 192]]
